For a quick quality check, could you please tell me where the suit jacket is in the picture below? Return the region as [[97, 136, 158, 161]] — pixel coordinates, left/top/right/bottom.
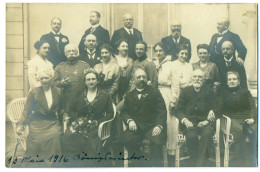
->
[[176, 85, 215, 125], [20, 86, 62, 125], [161, 35, 191, 62], [216, 57, 248, 89], [78, 50, 101, 68], [40, 32, 69, 68], [209, 30, 247, 64], [111, 27, 143, 60], [121, 86, 167, 134], [78, 25, 110, 54]]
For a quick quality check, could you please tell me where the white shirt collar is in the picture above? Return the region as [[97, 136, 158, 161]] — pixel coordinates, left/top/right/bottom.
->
[[124, 27, 134, 34], [224, 55, 233, 62], [91, 23, 100, 29], [219, 29, 229, 35], [52, 30, 61, 35], [87, 48, 96, 55]]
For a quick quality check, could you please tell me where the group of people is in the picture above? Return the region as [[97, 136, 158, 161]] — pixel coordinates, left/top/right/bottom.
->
[[16, 11, 257, 167]]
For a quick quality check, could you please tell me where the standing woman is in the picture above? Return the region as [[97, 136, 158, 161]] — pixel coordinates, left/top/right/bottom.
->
[[94, 44, 120, 102], [114, 39, 134, 101], [62, 69, 114, 167], [27, 40, 54, 90], [17, 68, 62, 167]]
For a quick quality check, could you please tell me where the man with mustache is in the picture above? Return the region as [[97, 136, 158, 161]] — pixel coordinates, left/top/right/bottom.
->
[[122, 67, 167, 167], [40, 17, 69, 68], [176, 69, 216, 167], [216, 40, 248, 89], [209, 18, 247, 64], [53, 44, 91, 123], [111, 13, 143, 60], [161, 21, 191, 62], [78, 34, 101, 68], [78, 11, 110, 55]]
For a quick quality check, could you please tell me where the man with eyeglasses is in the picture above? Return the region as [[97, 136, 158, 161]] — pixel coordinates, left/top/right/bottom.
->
[[216, 40, 248, 90]]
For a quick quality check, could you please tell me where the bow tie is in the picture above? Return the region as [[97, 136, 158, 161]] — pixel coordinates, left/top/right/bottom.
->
[[54, 34, 60, 37], [136, 90, 145, 94], [217, 33, 224, 37]]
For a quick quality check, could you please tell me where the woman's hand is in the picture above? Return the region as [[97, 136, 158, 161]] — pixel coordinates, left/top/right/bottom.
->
[[16, 124, 25, 135], [245, 118, 254, 125], [207, 110, 215, 122]]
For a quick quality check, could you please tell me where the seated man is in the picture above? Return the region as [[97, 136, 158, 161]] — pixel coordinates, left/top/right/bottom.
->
[[121, 67, 167, 167], [176, 69, 216, 167]]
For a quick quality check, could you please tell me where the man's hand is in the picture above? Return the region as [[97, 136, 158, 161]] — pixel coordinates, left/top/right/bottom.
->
[[152, 126, 162, 136], [245, 118, 254, 125], [147, 81, 152, 85], [61, 77, 70, 86], [236, 57, 244, 65], [129, 120, 137, 131], [197, 120, 209, 128], [63, 113, 70, 123], [207, 110, 215, 122], [183, 119, 193, 129]]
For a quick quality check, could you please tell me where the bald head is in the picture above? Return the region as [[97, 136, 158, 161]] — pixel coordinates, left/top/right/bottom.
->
[[84, 34, 97, 50], [217, 18, 229, 33], [123, 13, 134, 29], [171, 20, 182, 36], [221, 41, 234, 59]]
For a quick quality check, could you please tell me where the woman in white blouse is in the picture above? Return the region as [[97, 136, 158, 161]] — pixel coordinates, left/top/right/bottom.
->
[[27, 40, 54, 90]]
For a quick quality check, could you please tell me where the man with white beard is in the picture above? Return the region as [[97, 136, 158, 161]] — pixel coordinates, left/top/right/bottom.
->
[[176, 69, 217, 167]]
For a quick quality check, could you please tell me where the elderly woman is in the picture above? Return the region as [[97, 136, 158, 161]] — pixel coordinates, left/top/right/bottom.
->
[[216, 71, 256, 167], [114, 39, 134, 101], [192, 44, 219, 90], [17, 68, 62, 166], [27, 40, 54, 90], [62, 69, 114, 167], [94, 44, 120, 102]]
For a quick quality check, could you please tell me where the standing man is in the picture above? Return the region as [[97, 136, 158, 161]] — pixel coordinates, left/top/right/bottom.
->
[[132, 41, 158, 88], [216, 41, 248, 90], [78, 11, 110, 55], [53, 44, 91, 120], [161, 21, 191, 62], [122, 67, 167, 167], [40, 17, 69, 68], [111, 13, 143, 60], [209, 18, 247, 64], [176, 69, 216, 167], [78, 34, 101, 68]]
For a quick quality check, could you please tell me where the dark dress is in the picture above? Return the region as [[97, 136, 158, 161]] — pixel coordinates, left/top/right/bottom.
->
[[61, 89, 114, 167], [19, 86, 62, 162], [217, 87, 257, 167]]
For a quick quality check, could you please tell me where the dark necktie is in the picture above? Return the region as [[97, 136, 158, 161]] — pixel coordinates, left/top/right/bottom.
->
[[90, 27, 96, 34], [129, 29, 133, 36]]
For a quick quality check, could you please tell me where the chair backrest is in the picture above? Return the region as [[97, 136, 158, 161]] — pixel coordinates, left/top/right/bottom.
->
[[7, 97, 27, 123], [220, 115, 232, 136]]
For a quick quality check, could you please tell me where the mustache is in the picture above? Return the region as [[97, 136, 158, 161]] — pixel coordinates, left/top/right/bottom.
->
[[172, 28, 181, 32]]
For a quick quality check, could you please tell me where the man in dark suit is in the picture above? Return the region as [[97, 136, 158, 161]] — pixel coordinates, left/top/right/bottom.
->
[[161, 21, 191, 62], [216, 41, 248, 89], [78, 34, 101, 68], [176, 69, 216, 167], [111, 13, 143, 60], [122, 67, 167, 167], [40, 17, 69, 68], [78, 11, 110, 55], [209, 18, 247, 64]]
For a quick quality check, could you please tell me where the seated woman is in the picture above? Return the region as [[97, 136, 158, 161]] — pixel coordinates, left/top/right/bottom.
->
[[94, 44, 120, 103], [27, 40, 54, 90], [217, 71, 257, 167], [17, 68, 62, 167], [62, 69, 114, 167], [114, 39, 134, 101], [192, 44, 219, 91]]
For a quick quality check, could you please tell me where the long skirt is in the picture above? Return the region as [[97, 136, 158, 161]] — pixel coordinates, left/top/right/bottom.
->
[[158, 86, 178, 155]]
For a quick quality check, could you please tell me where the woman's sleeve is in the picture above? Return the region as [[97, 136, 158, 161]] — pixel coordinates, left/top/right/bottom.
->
[[170, 67, 180, 107], [28, 63, 40, 90], [110, 65, 120, 97], [19, 90, 36, 126], [247, 91, 257, 119]]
